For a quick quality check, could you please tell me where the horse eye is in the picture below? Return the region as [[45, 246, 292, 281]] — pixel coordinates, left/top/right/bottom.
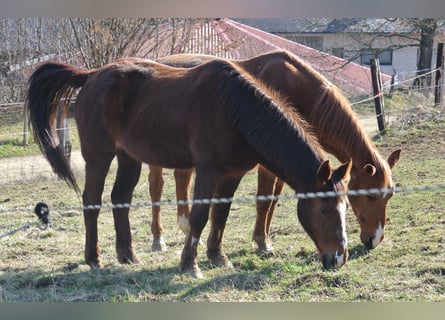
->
[[320, 207, 329, 215], [367, 195, 378, 201]]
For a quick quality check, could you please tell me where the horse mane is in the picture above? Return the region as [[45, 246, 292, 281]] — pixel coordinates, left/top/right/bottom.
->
[[263, 50, 385, 171], [313, 83, 386, 171], [204, 59, 325, 189]]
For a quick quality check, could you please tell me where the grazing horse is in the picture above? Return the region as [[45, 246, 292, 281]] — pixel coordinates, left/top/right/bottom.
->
[[26, 58, 352, 278], [150, 50, 400, 253]]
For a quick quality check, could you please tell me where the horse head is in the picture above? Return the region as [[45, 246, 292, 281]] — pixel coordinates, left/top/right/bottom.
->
[[297, 159, 352, 269], [348, 149, 401, 249]]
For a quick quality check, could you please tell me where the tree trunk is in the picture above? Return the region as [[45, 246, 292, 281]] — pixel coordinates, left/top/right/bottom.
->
[[413, 18, 438, 89]]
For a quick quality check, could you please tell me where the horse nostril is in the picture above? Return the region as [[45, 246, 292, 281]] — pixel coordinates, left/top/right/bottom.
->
[[361, 232, 374, 249], [321, 254, 335, 270], [366, 236, 375, 249]]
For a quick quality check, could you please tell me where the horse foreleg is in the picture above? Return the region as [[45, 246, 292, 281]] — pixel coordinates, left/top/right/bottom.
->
[[253, 166, 278, 254], [180, 169, 217, 279], [149, 165, 166, 252], [111, 150, 142, 264], [83, 154, 114, 268], [206, 172, 244, 268], [174, 168, 194, 235]]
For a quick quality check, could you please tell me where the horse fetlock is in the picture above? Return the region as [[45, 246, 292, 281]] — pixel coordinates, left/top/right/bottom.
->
[[207, 250, 233, 268], [152, 237, 168, 252], [253, 237, 275, 256], [86, 258, 103, 269], [180, 260, 204, 279], [85, 247, 103, 269], [117, 246, 141, 264]]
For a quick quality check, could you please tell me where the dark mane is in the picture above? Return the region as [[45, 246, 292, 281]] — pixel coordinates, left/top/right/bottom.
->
[[205, 59, 325, 189]]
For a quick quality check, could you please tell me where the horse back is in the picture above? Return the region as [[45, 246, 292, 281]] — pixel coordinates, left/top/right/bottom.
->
[[73, 58, 255, 170]]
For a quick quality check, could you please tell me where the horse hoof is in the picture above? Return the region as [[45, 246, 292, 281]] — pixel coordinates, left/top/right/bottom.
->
[[181, 264, 204, 279], [256, 245, 275, 256], [209, 253, 233, 268], [118, 253, 141, 265], [152, 237, 167, 252], [254, 240, 275, 256], [87, 261, 103, 269]]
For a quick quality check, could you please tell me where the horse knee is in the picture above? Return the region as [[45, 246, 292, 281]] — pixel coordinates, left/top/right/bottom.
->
[[189, 210, 209, 234]]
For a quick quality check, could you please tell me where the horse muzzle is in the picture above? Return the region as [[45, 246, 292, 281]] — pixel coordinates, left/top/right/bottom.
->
[[361, 224, 384, 249], [321, 249, 348, 269]]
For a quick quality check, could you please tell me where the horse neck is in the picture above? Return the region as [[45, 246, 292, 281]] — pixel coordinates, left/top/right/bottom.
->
[[240, 52, 325, 118], [239, 51, 387, 174], [216, 62, 324, 192], [311, 86, 388, 172]]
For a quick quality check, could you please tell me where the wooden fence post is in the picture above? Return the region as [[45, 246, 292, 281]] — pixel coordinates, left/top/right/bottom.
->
[[370, 58, 386, 132], [434, 42, 444, 106]]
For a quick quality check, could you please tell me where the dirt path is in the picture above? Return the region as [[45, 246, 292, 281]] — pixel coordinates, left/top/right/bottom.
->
[[0, 150, 85, 185]]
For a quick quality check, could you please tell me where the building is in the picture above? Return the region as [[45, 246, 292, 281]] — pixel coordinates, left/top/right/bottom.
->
[[233, 18, 445, 83]]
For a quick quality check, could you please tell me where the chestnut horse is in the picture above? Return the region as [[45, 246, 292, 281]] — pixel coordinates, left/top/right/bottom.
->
[[26, 58, 352, 278], [149, 51, 400, 253]]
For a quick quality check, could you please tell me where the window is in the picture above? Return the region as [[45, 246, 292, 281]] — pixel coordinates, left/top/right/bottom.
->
[[361, 48, 393, 65]]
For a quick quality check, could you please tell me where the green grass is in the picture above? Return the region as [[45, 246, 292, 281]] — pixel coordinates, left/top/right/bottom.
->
[[0, 112, 80, 158], [0, 99, 444, 301]]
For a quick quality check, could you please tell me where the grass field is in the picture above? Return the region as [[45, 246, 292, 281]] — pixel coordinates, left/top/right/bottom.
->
[[0, 97, 444, 302]]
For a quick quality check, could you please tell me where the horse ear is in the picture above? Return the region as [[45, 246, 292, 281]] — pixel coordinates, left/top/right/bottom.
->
[[387, 149, 401, 169], [336, 159, 352, 182], [316, 160, 332, 185], [364, 164, 377, 177]]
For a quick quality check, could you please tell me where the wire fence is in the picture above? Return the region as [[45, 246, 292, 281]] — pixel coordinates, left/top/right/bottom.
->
[[1, 182, 445, 239], [1, 183, 445, 215]]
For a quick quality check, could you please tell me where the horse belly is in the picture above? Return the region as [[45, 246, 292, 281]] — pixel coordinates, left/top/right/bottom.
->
[[118, 130, 195, 169]]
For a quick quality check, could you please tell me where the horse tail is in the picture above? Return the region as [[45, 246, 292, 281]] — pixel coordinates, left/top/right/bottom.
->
[[25, 62, 94, 194]]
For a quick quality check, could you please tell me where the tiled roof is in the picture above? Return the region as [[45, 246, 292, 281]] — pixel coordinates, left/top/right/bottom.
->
[[207, 18, 390, 97]]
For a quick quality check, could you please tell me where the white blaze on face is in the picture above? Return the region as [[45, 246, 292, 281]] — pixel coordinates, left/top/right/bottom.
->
[[334, 199, 348, 267], [372, 222, 384, 248], [337, 199, 348, 250]]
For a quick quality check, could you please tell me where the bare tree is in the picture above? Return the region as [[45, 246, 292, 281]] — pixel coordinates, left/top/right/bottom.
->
[[0, 18, 204, 103], [346, 18, 441, 89], [411, 18, 439, 88], [66, 18, 201, 69], [283, 18, 442, 89]]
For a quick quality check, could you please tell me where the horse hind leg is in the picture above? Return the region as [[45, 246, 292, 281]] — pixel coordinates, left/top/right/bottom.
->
[[82, 152, 115, 268], [111, 150, 142, 264], [149, 165, 167, 252]]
